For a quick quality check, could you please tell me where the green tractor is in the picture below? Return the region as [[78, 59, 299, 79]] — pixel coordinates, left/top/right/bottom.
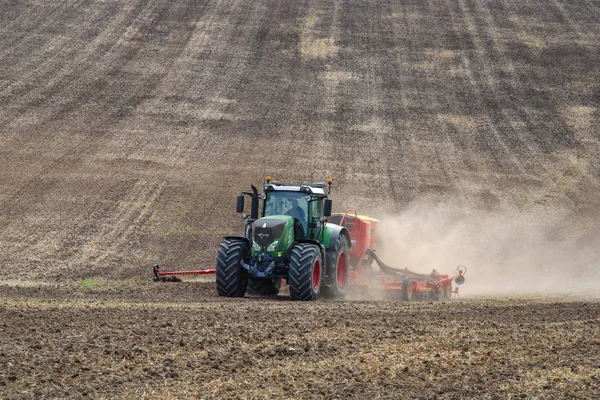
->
[[216, 177, 351, 301]]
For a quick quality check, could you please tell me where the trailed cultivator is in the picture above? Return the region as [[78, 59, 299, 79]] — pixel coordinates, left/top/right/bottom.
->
[[330, 211, 466, 301], [152, 264, 215, 282], [152, 177, 466, 301]]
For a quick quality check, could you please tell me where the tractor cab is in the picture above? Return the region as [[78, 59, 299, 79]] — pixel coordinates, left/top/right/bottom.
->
[[262, 184, 327, 240], [210, 175, 359, 301], [226, 177, 351, 301]]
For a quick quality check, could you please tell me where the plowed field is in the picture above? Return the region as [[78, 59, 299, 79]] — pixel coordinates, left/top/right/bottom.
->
[[1, 0, 599, 398], [1, 283, 599, 399]]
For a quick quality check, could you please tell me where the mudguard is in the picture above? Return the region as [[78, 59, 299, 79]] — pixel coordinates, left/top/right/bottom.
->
[[223, 236, 250, 248], [322, 223, 351, 251], [321, 223, 351, 282]]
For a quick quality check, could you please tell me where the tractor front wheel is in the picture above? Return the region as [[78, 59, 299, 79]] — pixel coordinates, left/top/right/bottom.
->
[[289, 243, 321, 301], [216, 239, 248, 297]]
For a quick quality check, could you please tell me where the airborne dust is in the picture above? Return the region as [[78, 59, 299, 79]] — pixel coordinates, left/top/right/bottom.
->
[[372, 197, 600, 297]]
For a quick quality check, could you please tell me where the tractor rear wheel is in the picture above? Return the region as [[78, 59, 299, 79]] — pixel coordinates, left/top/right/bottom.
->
[[216, 239, 248, 297], [322, 235, 349, 299], [288, 243, 321, 301], [248, 277, 281, 296]]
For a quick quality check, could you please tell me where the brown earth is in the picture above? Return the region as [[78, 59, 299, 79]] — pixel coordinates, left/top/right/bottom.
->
[[1, 0, 600, 398], [1, 0, 599, 280], [1, 283, 599, 399]]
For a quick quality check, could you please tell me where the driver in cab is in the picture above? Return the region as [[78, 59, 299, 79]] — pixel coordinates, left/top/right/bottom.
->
[[286, 199, 307, 237], [286, 199, 306, 221]]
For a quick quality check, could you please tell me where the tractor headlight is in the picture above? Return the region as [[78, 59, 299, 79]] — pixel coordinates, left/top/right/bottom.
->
[[267, 240, 279, 252], [252, 241, 261, 251]]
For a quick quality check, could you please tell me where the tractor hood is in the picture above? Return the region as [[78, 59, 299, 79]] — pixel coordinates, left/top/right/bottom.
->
[[252, 216, 293, 252]]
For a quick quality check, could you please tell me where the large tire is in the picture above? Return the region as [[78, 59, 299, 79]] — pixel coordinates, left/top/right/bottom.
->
[[322, 235, 350, 299], [247, 277, 281, 296], [401, 278, 413, 302], [288, 243, 322, 301], [216, 239, 248, 297]]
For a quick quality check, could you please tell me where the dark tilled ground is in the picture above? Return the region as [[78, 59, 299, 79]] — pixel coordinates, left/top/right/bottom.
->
[[1, 282, 599, 399], [1, 0, 599, 280]]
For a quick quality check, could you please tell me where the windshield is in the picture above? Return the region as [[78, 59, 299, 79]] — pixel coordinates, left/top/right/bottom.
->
[[264, 191, 308, 221]]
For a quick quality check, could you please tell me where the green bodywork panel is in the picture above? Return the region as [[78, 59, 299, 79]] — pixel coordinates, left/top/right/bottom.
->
[[322, 222, 347, 249], [250, 215, 295, 257], [250, 217, 347, 257]]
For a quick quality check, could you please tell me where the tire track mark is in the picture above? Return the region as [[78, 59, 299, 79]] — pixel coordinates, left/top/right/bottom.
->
[[328, 0, 409, 206], [66, 180, 165, 278], [467, 0, 555, 201], [419, 0, 471, 196], [382, 2, 427, 205], [0, 0, 94, 110], [0, 0, 185, 203], [291, 0, 343, 180], [0, 0, 158, 130], [454, 0, 528, 179], [0, 0, 82, 64], [492, 0, 600, 207], [0, 0, 242, 277], [435, 3, 487, 190], [384, 0, 436, 203], [127, 0, 264, 161], [0, 1, 204, 274]]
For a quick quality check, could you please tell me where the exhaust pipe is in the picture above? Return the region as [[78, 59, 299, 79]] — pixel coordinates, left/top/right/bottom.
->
[[251, 185, 259, 220]]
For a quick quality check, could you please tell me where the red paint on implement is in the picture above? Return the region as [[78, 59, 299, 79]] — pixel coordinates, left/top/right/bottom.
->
[[153, 264, 215, 281]]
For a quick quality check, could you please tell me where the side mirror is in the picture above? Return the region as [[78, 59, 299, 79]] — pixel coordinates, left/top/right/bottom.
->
[[236, 195, 244, 213], [324, 199, 332, 217]]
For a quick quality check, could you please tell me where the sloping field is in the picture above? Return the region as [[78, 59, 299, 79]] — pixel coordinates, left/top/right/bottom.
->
[[1, 0, 599, 280], [1, 0, 600, 398]]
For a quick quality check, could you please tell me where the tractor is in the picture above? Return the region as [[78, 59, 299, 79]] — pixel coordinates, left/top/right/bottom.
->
[[215, 177, 351, 301], [152, 177, 466, 301]]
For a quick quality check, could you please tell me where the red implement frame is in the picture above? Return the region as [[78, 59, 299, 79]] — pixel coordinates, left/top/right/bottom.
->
[[333, 210, 377, 261], [335, 210, 466, 301], [152, 264, 215, 282]]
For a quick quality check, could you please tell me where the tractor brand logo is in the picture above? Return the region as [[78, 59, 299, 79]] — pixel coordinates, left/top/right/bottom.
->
[[257, 233, 270, 239]]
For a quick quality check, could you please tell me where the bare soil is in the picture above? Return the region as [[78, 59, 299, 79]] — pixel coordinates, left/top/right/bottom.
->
[[1, 0, 599, 398], [1, 283, 599, 399], [0, 0, 599, 280]]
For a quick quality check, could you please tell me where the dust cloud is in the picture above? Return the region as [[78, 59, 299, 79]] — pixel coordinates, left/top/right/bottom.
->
[[372, 198, 600, 297]]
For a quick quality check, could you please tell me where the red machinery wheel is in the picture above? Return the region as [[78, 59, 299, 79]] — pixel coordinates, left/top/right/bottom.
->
[[401, 278, 413, 302], [337, 251, 347, 289], [312, 258, 321, 290]]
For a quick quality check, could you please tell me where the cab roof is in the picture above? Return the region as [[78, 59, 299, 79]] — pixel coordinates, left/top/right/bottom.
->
[[264, 183, 327, 196]]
